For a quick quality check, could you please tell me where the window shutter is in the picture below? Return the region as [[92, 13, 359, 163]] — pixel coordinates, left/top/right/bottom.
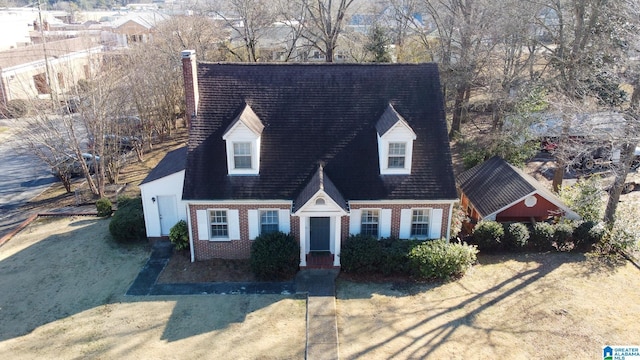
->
[[278, 209, 290, 234], [196, 210, 209, 240], [429, 208, 443, 239], [399, 209, 412, 239], [248, 210, 259, 239], [349, 209, 361, 235], [380, 209, 392, 238], [228, 209, 240, 239]]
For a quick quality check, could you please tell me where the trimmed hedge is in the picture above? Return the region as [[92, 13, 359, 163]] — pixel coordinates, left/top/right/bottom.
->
[[408, 240, 478, 280], [108, 196, 146, 243], [503, 222, 530, 250], [169, 220, 189, 251], [529, 222, 555, 251], [96, 197, 112, 217], [553, 223, 575, 251], [572, 221, 604, 252], [471, 221, 504, 252], [341, 234, 383, 274], [341, 236, 477, 280], [250, 231, 299, 280]]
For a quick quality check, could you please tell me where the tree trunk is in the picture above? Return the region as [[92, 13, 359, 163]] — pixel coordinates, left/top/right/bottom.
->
[[449, 86, 466, 137], [604, 143, 636, 224]]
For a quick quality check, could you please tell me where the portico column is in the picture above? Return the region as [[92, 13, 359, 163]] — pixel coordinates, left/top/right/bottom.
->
[[299, 216, 307, 267], [333, 215, 341, 266]]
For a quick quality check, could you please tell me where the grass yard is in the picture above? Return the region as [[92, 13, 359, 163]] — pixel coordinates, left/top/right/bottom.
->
[[337, 253, 640, 360], [0, 217, 306, 360]]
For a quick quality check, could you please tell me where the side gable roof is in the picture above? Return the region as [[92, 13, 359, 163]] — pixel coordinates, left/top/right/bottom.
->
[[457, 156, 576, 218], [183, 63, 457, 202], [140, 146, 187, 185]]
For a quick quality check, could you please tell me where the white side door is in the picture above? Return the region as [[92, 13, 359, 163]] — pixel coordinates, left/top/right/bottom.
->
[[157, 195, 178, 236]]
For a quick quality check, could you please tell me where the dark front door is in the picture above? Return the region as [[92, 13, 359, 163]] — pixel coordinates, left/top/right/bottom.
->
[[310, 217, 330, 252]]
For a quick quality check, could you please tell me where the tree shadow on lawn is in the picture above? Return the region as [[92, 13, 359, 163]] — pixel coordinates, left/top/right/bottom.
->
[[337, 251, 614, 359], [0, 218, 294, 346]]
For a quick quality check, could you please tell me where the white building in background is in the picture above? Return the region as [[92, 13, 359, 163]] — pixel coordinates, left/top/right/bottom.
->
[[0, 37, 103, 105]]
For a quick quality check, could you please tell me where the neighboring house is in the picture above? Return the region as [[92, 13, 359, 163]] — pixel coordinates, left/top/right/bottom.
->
[[112, 13, 169, 48], [173, 50, 458, 267], [140, 146, 188, 240], [457, 156, 580, 232]]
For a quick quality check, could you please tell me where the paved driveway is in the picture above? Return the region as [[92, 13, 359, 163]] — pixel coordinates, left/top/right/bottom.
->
[[0, 119, 56, 238]]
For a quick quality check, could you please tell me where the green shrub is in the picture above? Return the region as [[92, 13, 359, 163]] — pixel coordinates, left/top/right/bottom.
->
[[529, 222, 555, 251], [250, 231, 299, 280], [95, 197, 112, 217], [553, 222, 575, 251], [572, 221, 604, 252], [169, 220, 189, 251], [379, 237, 421, 275], [340, 234, 383, 274], [471, 221, 504, 252], [109, 197, 146, 243], [408, 240, 478, 281], [503, 223, 530, 250]]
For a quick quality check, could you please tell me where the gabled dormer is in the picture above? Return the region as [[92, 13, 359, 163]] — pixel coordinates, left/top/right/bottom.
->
[[222, 103, 264, 175], [376, 103, 417, 175]]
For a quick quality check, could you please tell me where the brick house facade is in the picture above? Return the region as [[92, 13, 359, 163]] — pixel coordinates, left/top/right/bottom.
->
[[174, 51, 458, 267]]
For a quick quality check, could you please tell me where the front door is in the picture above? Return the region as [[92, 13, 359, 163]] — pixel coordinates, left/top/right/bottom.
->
[[309, 217, 330, 252], [157, 195, 178, 236]]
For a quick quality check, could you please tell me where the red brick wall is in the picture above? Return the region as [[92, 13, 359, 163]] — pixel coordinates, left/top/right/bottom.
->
[[181, 51, 198, 128], [189, 204, 292, 261], [190, 202, 453, 261], [348, 203, 453, 239]]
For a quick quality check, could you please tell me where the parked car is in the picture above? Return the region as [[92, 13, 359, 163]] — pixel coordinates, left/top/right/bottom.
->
[[51, 153, 100, 178]]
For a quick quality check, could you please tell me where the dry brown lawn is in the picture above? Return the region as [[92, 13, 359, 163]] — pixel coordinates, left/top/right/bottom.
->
[[2, 217, 639, 359], [0, 217, 306, 359], [337, 252, 640, 359]]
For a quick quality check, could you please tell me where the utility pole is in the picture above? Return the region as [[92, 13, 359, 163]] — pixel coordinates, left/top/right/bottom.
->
[[37, 0, 56, 109]]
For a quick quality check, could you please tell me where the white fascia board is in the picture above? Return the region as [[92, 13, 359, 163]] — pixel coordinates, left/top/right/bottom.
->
[[184, 199, 293, 206], [349, 199, 458, 206]]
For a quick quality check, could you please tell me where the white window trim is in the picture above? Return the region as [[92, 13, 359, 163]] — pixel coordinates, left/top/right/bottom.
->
[[377, 132, 415, 175], [196, 209, 240, 242], [225, 138, 260, 175], [410, 208, 430, 239], [360, 209, 380, 238], [399, 208, 443, 240], [259, 209, 280, 235]]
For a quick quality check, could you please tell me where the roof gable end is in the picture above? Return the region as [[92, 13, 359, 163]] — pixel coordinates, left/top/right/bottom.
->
[[223, 103, 265, 139]]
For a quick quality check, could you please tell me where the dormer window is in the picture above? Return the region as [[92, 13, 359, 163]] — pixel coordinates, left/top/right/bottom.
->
[[233, 142, 252, 169], [223, 103, 264, 175], [376, 104, 416, 175], [388, 142, 406, 168]]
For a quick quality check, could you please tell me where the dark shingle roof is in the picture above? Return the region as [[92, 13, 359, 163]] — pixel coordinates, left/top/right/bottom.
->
[[183, 63, 457, 202], [140, 146, 187, 185], [457, 156, 560, 217]]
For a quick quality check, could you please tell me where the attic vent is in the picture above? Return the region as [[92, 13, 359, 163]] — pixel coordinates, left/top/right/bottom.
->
[[524, 196, 538, 207], [315, 198, 326, 205]]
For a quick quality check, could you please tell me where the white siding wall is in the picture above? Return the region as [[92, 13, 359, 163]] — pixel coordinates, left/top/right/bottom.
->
[[140, 170, 186, 238]]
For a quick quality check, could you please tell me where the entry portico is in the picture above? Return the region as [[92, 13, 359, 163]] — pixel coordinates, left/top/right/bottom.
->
[[293, 165, 348, 267]]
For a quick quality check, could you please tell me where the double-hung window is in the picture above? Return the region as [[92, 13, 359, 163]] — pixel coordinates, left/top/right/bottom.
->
[[210, 210, 228, 238], [260, 210, 279, 234], [361, 210, 379, 238], [410, 209, 429, 238], [388, 142, 406, 169], [233, 142, 252, 169]]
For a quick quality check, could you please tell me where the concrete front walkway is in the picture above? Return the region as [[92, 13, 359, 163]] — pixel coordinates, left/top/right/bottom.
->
[[296, 269, 340, 360]]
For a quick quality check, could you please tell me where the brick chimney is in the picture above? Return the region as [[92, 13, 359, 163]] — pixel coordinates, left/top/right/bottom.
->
[[181, 50, 199, 129]]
